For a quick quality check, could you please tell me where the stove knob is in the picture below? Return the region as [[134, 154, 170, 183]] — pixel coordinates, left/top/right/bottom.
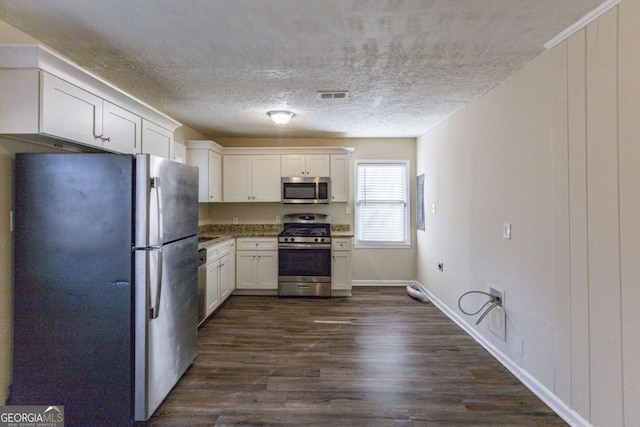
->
[[284, 238, 289, 242], [321, 238, 325, 242], [315, 238, 319, 242], [290, 238, 295, 242]]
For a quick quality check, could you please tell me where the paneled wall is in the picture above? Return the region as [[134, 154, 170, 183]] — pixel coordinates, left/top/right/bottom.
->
[[416, 2, 639, 425]]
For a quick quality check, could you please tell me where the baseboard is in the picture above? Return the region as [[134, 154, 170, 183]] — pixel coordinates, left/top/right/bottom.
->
[[352, 280, 412, 287], [412, 281, 592, 427]]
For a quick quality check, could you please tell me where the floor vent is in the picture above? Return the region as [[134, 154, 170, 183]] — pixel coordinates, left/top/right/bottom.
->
[[317, 91, 349, 100]]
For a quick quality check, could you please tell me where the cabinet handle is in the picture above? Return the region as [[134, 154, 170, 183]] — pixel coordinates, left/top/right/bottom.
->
[[102, 136, 111, 142], [93, 134, 103, 140]]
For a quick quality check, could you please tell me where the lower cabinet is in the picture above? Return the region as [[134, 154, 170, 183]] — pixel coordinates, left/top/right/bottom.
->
[[205, 239, 236, 317], [236, 238, 278, 290], [331, 237, 353, 296]]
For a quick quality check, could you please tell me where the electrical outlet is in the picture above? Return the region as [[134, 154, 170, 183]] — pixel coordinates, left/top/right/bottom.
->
[[489, 286, 504, 308], [232, 217, 239, 224], [488, 286, 506, 341], [276, 215, 281, 224], [432, 203, 437, 214]]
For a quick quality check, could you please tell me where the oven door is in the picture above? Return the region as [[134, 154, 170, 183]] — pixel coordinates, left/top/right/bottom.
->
[[278, 244, 331, 280]]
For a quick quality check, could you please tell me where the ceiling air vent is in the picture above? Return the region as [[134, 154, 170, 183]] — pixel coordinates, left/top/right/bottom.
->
[[317, 91, 348, 100]]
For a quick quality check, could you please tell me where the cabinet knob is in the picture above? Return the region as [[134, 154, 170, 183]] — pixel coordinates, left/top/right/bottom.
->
[[102, 136, 111, 142]]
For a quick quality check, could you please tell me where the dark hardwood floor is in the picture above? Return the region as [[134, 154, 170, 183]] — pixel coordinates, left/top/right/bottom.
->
[[150, 287, 566, 426]]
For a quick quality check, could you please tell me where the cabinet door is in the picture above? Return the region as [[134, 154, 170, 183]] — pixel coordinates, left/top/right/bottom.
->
[[208, 150, 223, 202], [235, 251, 256, 289], [305, 155, 330, 176], [251, 155, 281, 202], [142, 119, 172, 159], [228, 241, 236, 293], [223, 156, 252, 202], [206, 260, 220, 316], [330, 154, 349, 202], [103, 101, 142, 154], [256, 250, 278, 289], [281, 154, 306, 177], [219, 254, 231, 300], [331, 251, 352, 290], [40, 72, 103, 147]]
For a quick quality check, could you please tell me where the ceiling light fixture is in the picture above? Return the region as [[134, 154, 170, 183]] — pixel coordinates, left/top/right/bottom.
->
[[267, 110, 295, 125]]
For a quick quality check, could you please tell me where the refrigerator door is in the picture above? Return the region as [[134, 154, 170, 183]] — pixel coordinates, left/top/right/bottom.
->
[[135, 154, 199, 247], [134, 155, 199, 420], [13, 153, 135, 425]]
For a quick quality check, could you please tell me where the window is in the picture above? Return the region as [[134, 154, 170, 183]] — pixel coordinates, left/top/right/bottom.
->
[[355, 160, 410, 248]]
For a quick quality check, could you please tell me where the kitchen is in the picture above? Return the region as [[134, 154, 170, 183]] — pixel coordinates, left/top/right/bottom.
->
[[1, 0, 639, 426]]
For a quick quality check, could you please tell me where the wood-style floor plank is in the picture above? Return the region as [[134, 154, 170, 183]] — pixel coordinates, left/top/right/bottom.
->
[[150, 287, 566, 426]]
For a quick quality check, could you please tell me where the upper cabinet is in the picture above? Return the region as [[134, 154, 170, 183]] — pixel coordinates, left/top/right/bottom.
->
[[141, 119, 172, 159], [281, 154, 330, 177], [223, 155, 281, 202], [0, 44, 180, 157], [330, 154, 350, 202], [41, 73, 144, 154], [186, 140, 223, 203]]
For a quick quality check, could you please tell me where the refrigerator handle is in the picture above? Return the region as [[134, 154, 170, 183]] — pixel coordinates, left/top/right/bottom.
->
[[149, 177, 163, 319], [149, 246, 163, 319], [151, 176, 164, 246]]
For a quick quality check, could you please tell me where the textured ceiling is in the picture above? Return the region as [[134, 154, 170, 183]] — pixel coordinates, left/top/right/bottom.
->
[[0, 0, 605, 139]]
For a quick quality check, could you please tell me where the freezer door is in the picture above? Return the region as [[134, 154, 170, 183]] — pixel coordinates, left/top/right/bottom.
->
[[134, 235, 199, 420], [135, 154, 199, 247]]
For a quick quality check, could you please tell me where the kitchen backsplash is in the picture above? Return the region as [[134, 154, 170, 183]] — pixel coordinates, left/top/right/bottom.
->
[[199, 223, 351, 235]]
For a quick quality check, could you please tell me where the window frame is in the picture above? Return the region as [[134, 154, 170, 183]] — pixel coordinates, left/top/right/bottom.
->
[[354, 159, 411, 249]]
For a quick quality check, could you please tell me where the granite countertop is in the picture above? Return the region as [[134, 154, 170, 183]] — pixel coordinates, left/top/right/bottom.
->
[[197, 224, 352, 250]]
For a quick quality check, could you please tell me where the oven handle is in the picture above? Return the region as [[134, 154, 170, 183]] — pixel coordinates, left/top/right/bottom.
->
[[278, 243, 332, 250]]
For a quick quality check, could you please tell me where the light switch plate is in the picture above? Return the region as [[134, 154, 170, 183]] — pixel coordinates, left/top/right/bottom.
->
[[503, 223, 511, 239]]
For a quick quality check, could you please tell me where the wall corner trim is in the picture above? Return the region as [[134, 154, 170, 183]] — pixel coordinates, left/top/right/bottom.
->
[[544, 0, 621, 50], [412, 281, 593, 427]]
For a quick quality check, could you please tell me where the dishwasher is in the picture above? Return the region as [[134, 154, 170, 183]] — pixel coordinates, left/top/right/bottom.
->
[[197, 248, 207, 326]]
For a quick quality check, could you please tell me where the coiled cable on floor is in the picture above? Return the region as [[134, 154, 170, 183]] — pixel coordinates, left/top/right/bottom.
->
[[457, 291, 503, 325]]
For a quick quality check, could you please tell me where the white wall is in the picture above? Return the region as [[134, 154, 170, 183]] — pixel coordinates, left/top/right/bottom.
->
[[416, 2, 639, 425]]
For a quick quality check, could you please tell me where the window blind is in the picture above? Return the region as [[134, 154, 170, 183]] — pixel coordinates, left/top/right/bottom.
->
[[355, 161, 409, 246]]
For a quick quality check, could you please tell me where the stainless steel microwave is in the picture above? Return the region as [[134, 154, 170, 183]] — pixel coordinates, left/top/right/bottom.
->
[[281, 177, 331, 204]]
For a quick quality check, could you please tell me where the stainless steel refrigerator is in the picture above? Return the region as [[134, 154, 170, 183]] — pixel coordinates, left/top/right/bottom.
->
[[11, 153, 199, 425]]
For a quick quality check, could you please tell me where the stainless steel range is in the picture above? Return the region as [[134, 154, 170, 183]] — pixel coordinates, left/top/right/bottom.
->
[[278, 213, 331, 297]]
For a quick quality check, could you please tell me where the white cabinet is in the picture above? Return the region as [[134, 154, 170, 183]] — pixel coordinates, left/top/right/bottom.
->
[[220, 241, 236, 300], [187, 142, 223, 203], [141, 119, 172, 159], [281, 154, 330, 177], [330, 154, 350, 202], [0, 45, 180, 155], [331, 237, 353, 295], [236, 238, 278, 290], [206, 239, 236, 316], [223, 155, 281, 202], [40, 72, 105, 148], [206, 256, 221, 317], [41, 73, 163, 156], [103, 101, 142, 154]]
